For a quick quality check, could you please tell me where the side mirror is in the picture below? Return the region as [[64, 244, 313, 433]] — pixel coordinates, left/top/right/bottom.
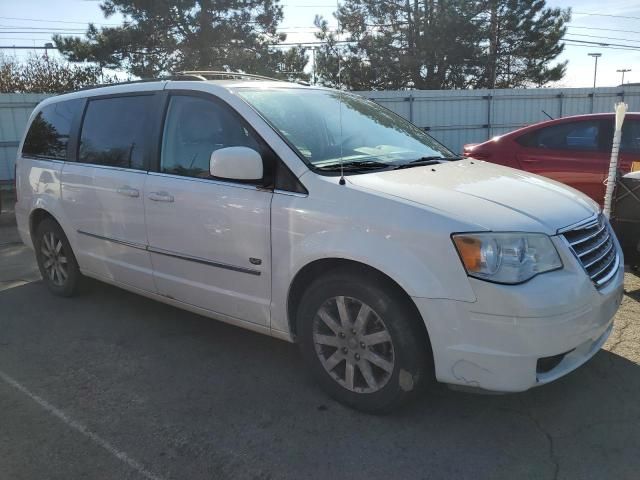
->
[[210, 147, 263, 181]]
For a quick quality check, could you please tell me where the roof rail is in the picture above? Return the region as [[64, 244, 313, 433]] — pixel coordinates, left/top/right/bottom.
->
[[75, 78, 165, 92], [174, 71, 284, 82], [69, 71, 283, 94]]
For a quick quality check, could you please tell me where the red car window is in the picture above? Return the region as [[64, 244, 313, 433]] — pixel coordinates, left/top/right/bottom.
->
[[517, 120, 603, 151]]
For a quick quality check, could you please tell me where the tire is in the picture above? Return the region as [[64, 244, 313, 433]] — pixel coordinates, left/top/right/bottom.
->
[[296, 268, 431, 414], [34, 217, 81, 297]]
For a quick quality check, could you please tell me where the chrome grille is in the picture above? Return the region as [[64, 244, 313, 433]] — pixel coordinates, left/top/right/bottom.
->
[[562, 215, 619, 288]]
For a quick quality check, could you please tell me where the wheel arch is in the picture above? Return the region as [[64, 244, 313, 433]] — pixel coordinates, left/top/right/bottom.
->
[[29, 208, 62, 239], [286, 258, 431, 349]]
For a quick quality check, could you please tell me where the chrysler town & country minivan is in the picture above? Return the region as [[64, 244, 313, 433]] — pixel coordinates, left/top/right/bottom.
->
[[15, 72, 624, 412]]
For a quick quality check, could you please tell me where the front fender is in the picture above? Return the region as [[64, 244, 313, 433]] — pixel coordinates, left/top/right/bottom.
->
[[269, 186, 477, 336]]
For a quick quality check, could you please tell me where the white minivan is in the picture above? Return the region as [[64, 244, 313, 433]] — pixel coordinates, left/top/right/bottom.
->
[[15, 72, 624, 412]]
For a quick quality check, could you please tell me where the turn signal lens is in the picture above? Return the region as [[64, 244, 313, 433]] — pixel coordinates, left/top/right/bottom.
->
[[453, 236, 483, 272]]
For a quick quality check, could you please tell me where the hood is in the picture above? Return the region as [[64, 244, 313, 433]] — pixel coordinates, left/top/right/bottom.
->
[[347, 159, 598, 234]]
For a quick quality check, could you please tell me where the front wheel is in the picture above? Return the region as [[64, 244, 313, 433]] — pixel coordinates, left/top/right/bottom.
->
[[297, 270, 431, 413], [34, 218, 81, 297]]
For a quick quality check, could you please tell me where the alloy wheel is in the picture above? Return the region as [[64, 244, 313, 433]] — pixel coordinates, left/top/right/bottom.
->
[[40, 231, 68, 287], [312, 296, 395, 393]]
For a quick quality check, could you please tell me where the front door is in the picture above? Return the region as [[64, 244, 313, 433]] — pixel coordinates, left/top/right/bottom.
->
[[144, 92, 273, 326]]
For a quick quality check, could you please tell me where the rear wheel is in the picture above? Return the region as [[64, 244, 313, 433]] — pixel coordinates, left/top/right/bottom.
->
[[297, 269, 431, 413], [34, 218, 81, 297]]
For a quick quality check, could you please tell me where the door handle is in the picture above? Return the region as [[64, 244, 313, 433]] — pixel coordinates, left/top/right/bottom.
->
[[148, 191, 174, 202], [116, 186, 140, 197]]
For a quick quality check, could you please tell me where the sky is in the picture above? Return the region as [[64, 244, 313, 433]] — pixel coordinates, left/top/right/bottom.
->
[[1, 0, 639, 88]]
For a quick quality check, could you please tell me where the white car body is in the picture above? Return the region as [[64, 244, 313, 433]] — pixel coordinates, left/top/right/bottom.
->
[[15, 79, 624, 394]]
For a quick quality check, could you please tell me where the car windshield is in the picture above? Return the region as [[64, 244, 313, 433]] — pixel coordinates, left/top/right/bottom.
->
[[236, 88, 455, 170]]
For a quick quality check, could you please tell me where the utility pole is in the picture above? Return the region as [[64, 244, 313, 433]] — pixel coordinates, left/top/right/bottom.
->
[[588, 53, 602, 88], [311, 46, 316, 85], [617, 68, 631, 85]]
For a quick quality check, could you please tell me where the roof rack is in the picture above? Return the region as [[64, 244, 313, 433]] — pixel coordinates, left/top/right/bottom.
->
[[174, 71, 284, 82], [71, 71, 283, 93], [76, 78, 165, 91]]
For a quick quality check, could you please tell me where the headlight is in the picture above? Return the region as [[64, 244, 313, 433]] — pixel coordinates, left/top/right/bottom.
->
[[452, 233, 562, 284]]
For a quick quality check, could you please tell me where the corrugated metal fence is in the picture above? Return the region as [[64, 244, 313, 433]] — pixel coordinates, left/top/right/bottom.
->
[[358, 86, 640, 154], [0, 93, 50, 182], [2, 86, 640, 181]]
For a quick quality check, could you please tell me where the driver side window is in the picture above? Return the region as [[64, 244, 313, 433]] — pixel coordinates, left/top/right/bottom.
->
[[517, 120, 603, 151], [161, 95, 261, 179]]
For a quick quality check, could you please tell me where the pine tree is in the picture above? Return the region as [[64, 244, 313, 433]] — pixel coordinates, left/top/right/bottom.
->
[[476, 0, 570, 88], [314, 0, 485, 90], [53, 0, 309, 80], [314, 0, 569, 90]]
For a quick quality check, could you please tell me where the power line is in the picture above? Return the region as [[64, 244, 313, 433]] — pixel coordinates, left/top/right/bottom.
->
[[568, 25, 640, 36], [567, 33, 640, 44], [564, 42, 640, 52], [564, 37, 640, 49], [573, 11, 640, 21], [0, 26, 88, 31], [0, 16, 119, 26], [0, 31, 86, 34], [563, 41, 640, 52]]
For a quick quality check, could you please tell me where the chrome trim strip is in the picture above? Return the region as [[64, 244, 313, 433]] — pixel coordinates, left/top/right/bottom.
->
[[583, 241, 615, 269], [77, 230, 147, 250], [575, 230, 609, 257], [77, 230, 261, 276], [148, 246, 261, 276], [147, 171, 267, 192], [557, 214, 599, 234], [591, 251, 618, 281], [594, 254, 620, 287], [274, 189, 308, 198], [569, 223, 607, 247], [67, 162, 148, 174]]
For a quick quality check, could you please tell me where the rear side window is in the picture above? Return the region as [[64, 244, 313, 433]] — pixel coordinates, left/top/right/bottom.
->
[[79, 95, 154, 170], [621, 120, 640, 154], [22, 99, 82, 160], [517, 120, 603, 151]]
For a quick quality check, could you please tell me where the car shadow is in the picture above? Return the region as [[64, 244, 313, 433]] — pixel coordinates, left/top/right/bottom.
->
[[625, 286, 640, 302], [1, 278, 639, 479]]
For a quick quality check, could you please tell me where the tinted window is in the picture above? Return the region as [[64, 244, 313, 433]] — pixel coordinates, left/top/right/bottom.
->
[[517, 120, 602, 151], [22, 99, 82, 160], [79, 95, 154, 170], [621, 120, 640, 154], [161, 95, 262, 179]]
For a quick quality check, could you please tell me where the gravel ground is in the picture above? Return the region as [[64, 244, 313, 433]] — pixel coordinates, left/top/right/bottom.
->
[[1, 197, 639, 480]]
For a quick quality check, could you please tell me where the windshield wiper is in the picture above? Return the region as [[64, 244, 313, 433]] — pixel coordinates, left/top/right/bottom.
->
[[316, 160, 391, 172], [393, 155, 463, 170]]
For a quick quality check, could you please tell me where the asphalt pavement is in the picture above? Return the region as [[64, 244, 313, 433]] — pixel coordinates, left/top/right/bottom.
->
[[1, 190, 639, 480]]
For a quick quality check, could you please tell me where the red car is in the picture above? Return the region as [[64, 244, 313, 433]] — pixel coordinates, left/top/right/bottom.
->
[[464, 113, 640, 205]]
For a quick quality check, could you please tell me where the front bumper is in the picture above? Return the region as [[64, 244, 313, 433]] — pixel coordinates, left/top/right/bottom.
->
[[413, 238, 625, 392]]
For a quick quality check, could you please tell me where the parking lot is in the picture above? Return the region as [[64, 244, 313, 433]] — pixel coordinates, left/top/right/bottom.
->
[[1, 191, 639, 480]]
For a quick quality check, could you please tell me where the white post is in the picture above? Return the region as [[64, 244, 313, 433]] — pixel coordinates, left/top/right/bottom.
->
[[603, 102, 628, 219]]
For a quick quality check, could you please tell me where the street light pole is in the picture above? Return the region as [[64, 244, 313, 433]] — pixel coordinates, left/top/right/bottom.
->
[[588, 53, 602, 89], [617, 68, 631, 85]]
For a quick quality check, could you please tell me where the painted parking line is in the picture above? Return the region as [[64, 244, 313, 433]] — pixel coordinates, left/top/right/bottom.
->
[[0, 370, 166, 480]]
